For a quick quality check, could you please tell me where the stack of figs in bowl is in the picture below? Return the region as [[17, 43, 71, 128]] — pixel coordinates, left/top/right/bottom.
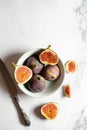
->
[[16, 45, 65, 98]]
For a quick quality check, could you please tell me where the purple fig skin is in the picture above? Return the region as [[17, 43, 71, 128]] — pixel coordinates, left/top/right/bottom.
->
[[42, 65, 60, 81], [27, 74, 46, 93], [26, 56, 43, 74]]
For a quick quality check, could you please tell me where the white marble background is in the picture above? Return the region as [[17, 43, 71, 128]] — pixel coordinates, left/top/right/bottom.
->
[[0, 0, 87, 130], [71, 0, 87, 129]]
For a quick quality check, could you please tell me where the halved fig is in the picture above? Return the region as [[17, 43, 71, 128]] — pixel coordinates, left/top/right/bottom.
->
[[65, 60, 77, 73], [39, 45, 59, 65], [13, 63, 33, 84], [41, 102, 59, 120], [64, 84, 71, 98]]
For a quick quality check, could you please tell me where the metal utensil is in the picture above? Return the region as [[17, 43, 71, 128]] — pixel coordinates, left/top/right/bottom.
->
[[0, 58, 31, 126]]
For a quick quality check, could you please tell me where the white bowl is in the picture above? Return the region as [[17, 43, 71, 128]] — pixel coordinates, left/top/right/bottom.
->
[[16, 48, 65, 98]]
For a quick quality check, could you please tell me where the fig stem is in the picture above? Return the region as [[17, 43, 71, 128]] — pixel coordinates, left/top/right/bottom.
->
[[47, 45, 51, 49], [12, 62, 17, 68]]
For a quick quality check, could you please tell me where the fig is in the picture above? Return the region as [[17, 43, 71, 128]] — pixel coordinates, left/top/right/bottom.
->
[[65, 60, 77, 73], [39, 45, 59, 65], [64, 84, 71, 97], [42, 65, 60, 81], [26, 56, 43, 74], [41, 102, 59, 120], [27, 74, 46, 93], [12, 63, 33, 84]]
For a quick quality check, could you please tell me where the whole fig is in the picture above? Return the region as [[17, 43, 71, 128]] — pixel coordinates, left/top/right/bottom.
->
[[27, 74, 46, 93], [26, 56, 43, 74], [42, 65, 60, 81]]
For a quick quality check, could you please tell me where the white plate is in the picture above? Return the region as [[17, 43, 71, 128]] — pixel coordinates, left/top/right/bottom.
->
[[16, 48, 65, 98]]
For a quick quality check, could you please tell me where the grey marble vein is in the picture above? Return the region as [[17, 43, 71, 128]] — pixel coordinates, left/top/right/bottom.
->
[[74, 0, 87, 89], [71, 1, 87, 130], [75, 0, 87, 41], [72, 105, 87, 130]]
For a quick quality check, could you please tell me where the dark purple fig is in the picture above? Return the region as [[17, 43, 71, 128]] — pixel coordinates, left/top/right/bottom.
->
[[26, 56, 43, 74], [27, 74, 46, 93], [42, 65, 60, 81]]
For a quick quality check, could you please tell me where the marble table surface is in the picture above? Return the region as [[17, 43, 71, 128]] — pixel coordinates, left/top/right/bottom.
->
[[0, 0, 87, 130]]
